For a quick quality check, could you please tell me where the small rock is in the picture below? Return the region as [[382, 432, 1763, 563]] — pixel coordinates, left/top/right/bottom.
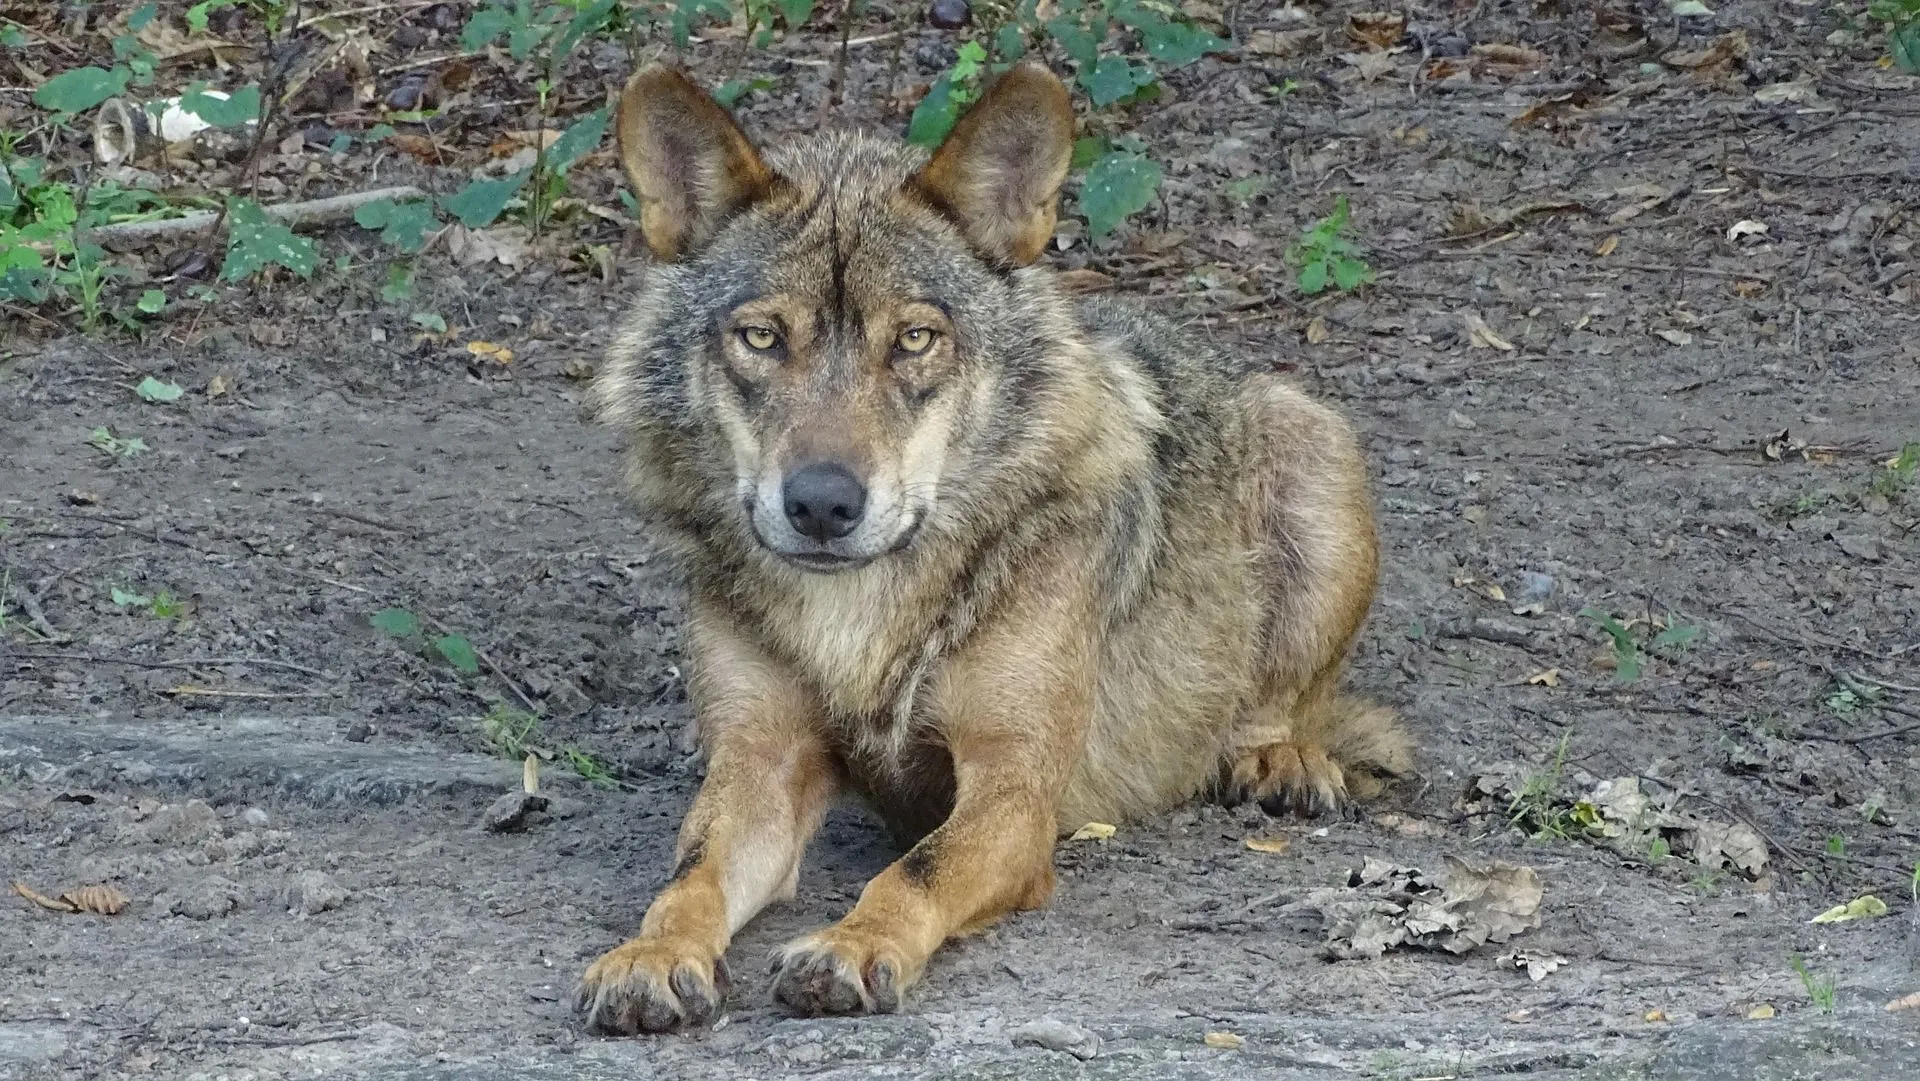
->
[[284, 870, 350, 916], [165, 877, 240, 920], [480, 792, 549, 834], [1011, 1018, 1101, 1060], [242, 807, 270, 828], [926, 0, 970, 29], [1446, 409, 1477, 430], [343, 722, 372, 743], [1509, 571, 1555, 615], [1834, 532, 1881, 562]]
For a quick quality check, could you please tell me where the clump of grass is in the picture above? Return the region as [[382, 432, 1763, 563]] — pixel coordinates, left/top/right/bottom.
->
[[1790, 955, 1837, 1014]]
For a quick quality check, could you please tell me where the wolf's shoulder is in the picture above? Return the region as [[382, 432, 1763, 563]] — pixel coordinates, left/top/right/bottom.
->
[[1067, 292, 1262, 411]]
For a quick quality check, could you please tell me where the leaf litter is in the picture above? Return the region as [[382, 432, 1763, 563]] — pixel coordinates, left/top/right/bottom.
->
[[1284, 856, 1543, 961], [14, 881, 131, 915], [1468, 771, 1771, 879]]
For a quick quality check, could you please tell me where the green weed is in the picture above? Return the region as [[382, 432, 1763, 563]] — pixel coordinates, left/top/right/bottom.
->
[[87, 427, 147, 458], [1579, 607, 1698, 683], [1507, 731, 1576, 839], [1286, 195, 1374, 295], [482, 703, 543, 759], [1870, 0, 1920, 70], [1790, 956, 1837, 1013]]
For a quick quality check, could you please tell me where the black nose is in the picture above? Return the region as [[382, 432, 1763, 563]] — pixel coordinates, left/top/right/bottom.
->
[[782, 462, 867, 541]]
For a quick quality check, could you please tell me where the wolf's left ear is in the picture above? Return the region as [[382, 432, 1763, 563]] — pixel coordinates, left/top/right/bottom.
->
[[911, 60, 1074, 266], [617, 64, 776, 262]]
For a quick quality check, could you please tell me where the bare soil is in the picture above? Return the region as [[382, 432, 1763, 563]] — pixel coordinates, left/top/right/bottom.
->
[[4, 1, 1920, 1078]]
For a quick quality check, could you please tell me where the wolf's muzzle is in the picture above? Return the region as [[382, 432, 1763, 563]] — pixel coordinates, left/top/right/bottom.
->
[[782, 462, 867, 541]]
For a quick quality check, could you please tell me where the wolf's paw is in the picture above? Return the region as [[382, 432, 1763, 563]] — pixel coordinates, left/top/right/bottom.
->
[[1229, 739, 1353, 818], [770, 927, 914, 1016], [575, 935, 729, 1035]]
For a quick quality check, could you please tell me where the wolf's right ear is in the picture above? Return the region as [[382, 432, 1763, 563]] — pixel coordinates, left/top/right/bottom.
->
[[616, 64, 776, 262], [911, 60, 1074, 266]]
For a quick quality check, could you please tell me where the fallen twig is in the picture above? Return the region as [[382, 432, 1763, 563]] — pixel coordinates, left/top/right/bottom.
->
[[422, 614, 541, 716], [12, 652, 333, 679], [83, 185, 426, 245]]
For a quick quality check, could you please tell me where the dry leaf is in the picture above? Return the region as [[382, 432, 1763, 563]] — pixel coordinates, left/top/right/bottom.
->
[[1203, 1032, 1245, 1050], [1069, 822, 1116, 841], [1886, 992, 1920, 1012], [1342, 51, 1398, 82], [1509, 79, 1610, 129], [1644, 1009, 1669, 1023], [1526, 668, 1562, 687], [1473, 43, 1549, 76], [1726, 220, 1768, 241], [1300, 857, 1542, 961], [1346, 12, 1406, 50], [1595, 235, 1620, 256], [1654, 328, 1693, 346], [207, 372, 232, 398], [560, 357, 597, 382], [386, 133, 442, 163], [1463, 311, 1516, 351], [1497, 949, 1566, 982], [445, 223, 532, 270], [1753, 79, 1819, 105], [13, 881, 128, 915], [1663, 30, 1749, 73], [467, 340, 514, 365], [1732, 279, 1766, 298], [63, 884, 130, 915], [1304, 316, 1330, 344], [1685, 820, 1769, 877], [1245, 28, 1320, 57], [1809, 894, 1887, 923], [1244, 836, 1291, 854], [1747, 1003, 1776, 1019]]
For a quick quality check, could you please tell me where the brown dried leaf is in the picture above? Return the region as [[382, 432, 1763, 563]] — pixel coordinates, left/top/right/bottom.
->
[[1203, 1031, 1245, 1050], [1244, 836, 1291, 854], [62, 884, 130, 915], [1245, 28, 1319, 57], [1464, 311, 1516, 351], [1663, 30, 1749, 72], [14, 881, 78, 913], [1473, 42, 1549, 76], [1304, 316, 1330, 344], [1345, 12, 1406, 51], [386, 133, 443, 164], [466, 340, 514, 365], [1057, 269, 1113, 295], [445, 224, 532, 270], [1526, 668, 1562, 687], [1886, 992, 1920, 1012], [560, 358, 596, 382], [1595, 235, 1620, 256], [1068, 822, 1116, 841], [1342, 51, 1397, 83]]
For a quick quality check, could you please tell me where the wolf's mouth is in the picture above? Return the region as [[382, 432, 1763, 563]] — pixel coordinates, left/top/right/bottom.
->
[[781, 551, 867, 573]]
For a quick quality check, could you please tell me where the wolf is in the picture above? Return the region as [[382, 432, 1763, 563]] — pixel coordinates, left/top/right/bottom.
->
[[576, 58, 1412, 1034]]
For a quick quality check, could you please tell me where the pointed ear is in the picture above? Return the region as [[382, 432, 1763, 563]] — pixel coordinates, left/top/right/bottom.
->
[[616, 64, 776, 262], [911, 60, 1074, 266]]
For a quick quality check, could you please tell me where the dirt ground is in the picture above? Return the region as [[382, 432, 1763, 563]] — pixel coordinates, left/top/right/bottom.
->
[[4, 0, 1920, 1078]]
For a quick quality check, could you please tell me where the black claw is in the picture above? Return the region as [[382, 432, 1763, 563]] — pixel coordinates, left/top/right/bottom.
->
[[868, 961, 899, 1013], [670, 965, 716, 1024], [1257, 793, 1289, 818]]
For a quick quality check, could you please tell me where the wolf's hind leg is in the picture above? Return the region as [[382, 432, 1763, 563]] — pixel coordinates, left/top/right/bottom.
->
[[1226, 678, 1410, 816], [1225, 377, 1412, 815]]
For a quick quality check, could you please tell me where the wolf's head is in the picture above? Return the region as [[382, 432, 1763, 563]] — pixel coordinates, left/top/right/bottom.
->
[[595, 61, 1097, 575]]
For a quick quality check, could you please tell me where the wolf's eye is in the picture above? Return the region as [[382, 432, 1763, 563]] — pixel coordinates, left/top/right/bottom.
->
[[740, 326, 780, 351], [896, 328, 936, 354]]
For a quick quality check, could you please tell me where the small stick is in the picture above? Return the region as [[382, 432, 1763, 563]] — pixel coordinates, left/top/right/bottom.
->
[[12, 652, 333, 679], [82, 185, 427, 245], [165, 685, 337, 699]]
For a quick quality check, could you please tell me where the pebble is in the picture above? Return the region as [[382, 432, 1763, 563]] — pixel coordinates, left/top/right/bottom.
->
[[1011, 1018, 1101, 1060], [285, 870, 351, 916], [480, 792, 549, 834]]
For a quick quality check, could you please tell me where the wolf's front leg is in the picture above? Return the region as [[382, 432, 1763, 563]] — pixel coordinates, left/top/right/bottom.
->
[[577, 604, 841, 1035], [771, 568, 1094, 1016]]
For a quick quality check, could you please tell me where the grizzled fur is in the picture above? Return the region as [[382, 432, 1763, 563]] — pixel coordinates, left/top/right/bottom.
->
[[578, 60, 1412, 1035]]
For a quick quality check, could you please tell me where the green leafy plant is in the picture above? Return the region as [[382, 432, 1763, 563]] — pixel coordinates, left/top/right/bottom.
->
[[1507, 731, 1576, 839], [910, 0, 1228, 241], [482, 703, 543, 758], [1580, 607, 1698, 684], [1286, 195, 1375, 295], [135, 376, 183, 403], [87, 426, 147, 458], [224, 198, 317, 281], [1869, 0, 1920, 71], [370, 605, 480, 673]]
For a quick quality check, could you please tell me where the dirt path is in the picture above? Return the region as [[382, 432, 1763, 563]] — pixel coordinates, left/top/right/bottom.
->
[[5, 0, 1920, 1077]]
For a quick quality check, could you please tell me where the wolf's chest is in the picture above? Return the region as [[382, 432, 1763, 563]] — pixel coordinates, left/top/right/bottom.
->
[[760, 567, 932, 723]]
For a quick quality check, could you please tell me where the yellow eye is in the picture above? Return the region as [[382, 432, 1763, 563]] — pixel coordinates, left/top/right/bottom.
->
[[896, 328, 935, 354], [740, 326, 779, 351]]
